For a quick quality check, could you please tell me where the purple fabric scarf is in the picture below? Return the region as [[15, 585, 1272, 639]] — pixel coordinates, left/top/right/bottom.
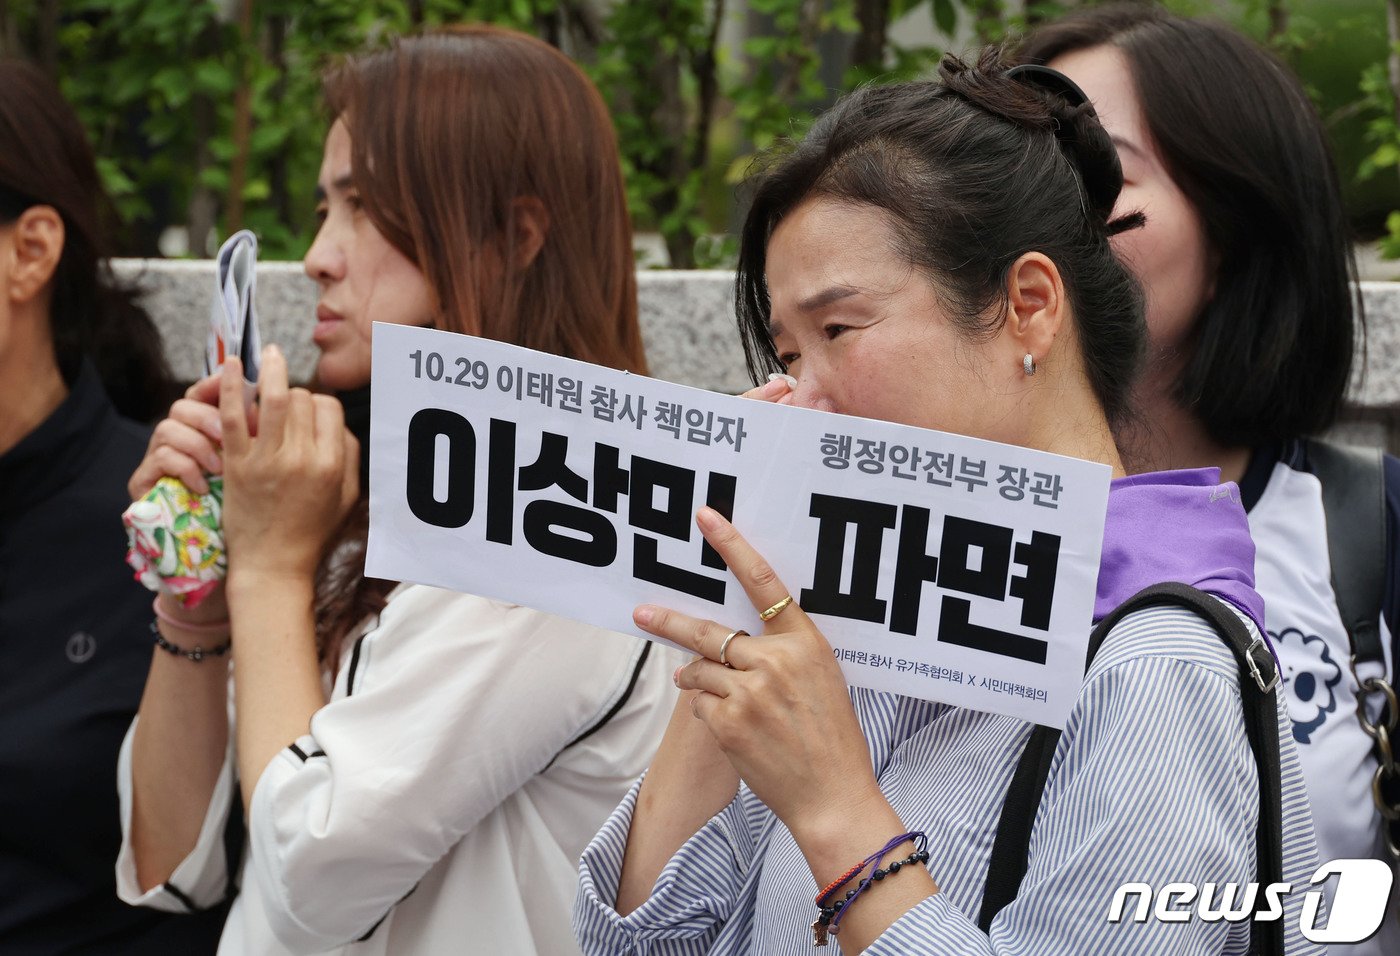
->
[[1094, 468, 1267, 642]]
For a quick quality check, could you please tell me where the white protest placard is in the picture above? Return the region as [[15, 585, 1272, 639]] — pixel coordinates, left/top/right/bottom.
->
[[366, 323, 1112, 728]]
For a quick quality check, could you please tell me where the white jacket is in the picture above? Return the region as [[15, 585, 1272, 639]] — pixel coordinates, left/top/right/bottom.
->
[[117, 583, 679, 955]]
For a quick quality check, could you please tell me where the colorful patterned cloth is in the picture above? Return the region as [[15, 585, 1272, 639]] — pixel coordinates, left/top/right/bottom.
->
[[122, 476, 225, 607]]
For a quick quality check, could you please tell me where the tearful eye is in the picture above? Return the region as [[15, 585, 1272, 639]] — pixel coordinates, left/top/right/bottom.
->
[[824, 324, 849, 340], [778, 351, 799, 368]]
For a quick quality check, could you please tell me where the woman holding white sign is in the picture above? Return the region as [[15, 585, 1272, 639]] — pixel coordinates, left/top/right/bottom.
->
[[574, 52, 1324, 954], [118, 26, 678, 956]]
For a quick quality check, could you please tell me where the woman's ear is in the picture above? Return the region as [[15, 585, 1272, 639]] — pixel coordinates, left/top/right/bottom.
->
[[510, 196, 550, 271], [5, 205, 64, 305], [1004, 251, 1065, 367]]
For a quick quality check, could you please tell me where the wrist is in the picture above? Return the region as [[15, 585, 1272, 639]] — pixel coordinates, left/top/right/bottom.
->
[[155, 590, 227, 627], [788, 787, 903, 877], [225, 566, 316, 605], [226, 546, 322, 584]]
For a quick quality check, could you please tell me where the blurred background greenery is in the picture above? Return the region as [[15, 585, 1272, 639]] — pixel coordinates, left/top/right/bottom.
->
[[2, 0, 1396, 270]]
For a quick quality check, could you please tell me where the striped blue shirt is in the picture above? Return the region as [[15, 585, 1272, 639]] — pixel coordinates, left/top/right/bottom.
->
[[574, 605, 1325, 954]]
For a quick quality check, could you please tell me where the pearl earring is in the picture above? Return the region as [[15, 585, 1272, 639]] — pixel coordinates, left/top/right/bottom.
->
[[1023, 353, 1036, 376]]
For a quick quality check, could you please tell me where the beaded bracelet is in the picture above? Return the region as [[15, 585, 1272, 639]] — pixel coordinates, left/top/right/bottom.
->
[[150, 620, 231, 662], [814, 831, 924, 908], [812, 832, 929, 946]]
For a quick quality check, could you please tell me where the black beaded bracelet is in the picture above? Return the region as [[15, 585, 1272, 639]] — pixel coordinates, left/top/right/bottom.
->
[[812, 845, 931, 946], [150, 620, 231, 662]]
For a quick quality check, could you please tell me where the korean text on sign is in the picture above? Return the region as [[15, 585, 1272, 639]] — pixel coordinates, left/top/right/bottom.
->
[[367, 323, 1111, 728]]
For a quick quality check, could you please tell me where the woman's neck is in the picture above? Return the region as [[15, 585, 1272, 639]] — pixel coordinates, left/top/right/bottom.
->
[[0, 316, 67, 457], [1022, 360, 1127, 479], [1118, 372, 1251, 485]]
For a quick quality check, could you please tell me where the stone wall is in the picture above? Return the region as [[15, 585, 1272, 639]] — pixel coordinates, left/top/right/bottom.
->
[[116, 260, 1400, 451]]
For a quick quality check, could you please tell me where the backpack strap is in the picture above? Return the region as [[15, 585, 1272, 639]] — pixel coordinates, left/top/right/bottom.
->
[[977, 583, 1284, 956], [1304, 437, 1386, 665], [1305, 438, 1400, 859]]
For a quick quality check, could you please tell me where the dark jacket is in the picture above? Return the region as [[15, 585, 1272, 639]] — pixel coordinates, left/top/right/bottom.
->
[[0, 363, 227, 954]]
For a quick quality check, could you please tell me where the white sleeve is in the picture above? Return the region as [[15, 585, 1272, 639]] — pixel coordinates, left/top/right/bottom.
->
[[246, 585, 651, 952], [115, 712, 239, 912]]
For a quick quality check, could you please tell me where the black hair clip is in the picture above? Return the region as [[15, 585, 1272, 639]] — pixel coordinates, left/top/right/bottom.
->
[[1005, 63, 1095, 115], [1005, 61, 1135, 231]]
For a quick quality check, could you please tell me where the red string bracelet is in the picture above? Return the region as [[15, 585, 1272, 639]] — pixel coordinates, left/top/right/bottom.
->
[[812, 832, 929, 946], [815, 831, 922, 908], [815, 861, 868, 907]]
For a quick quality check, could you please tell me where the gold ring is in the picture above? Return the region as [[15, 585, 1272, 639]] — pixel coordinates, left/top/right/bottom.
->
[[718, 629, 748, 668], [759, 595, 794, 622]]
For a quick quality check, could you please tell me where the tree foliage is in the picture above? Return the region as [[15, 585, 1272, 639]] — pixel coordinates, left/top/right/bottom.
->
[[0, 0, 1393, 267]]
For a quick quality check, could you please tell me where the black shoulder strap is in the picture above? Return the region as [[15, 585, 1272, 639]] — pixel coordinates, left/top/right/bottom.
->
[[1304, 437, 1386, 665], [978, 583, 1284, 956]]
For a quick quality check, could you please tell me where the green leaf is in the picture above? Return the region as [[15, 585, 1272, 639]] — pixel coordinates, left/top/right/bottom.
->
[[249, 124, 291, 154], [193, 60, 238, 97], [210, 137, 238, 163], [174, 512, 191, 532], [199, 167, 231, 192], [932, 0, 957, 36], [111, 69, 148, 104], [1373, 143, 1400, 168], [1382, 212, 1400, 261], [95, 158, 138, 198], [150, 67, 191, 107]]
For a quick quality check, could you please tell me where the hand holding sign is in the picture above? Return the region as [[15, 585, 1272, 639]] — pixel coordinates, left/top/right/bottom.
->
[[638, 505, 885, 838]]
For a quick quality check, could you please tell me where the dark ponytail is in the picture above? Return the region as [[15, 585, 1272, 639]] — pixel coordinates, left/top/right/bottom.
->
[[0, 60, 175, 422], [736, 47, 1146, 426]]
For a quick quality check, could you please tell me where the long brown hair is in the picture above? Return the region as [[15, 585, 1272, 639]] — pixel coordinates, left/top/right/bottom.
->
[[0, 60, 175, 421], [314, 26, 645, 666]]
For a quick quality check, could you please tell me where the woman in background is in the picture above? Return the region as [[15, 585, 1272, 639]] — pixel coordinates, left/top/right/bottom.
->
[[0, 60, 225, 953], [1021, 6, 1397, 948], [119, 26, 677, 955]]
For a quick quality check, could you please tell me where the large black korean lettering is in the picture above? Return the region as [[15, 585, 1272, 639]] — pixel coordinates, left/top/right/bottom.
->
[[891, 512, 1062, 644], [484, 427, 735, 586], [519, 430, 617, 567], [523, 500, 616, 566], [485, 418, 516, 544], [486, 422, 617, 566], [799, 493, 896, 624], [1010, 531, 1059, 629], [405, 408, 475, 529], [935, 516, 1048, 664], [699, 472, 737, 572], [889, 505, 938, 635], [627, 457, 733, 603]]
